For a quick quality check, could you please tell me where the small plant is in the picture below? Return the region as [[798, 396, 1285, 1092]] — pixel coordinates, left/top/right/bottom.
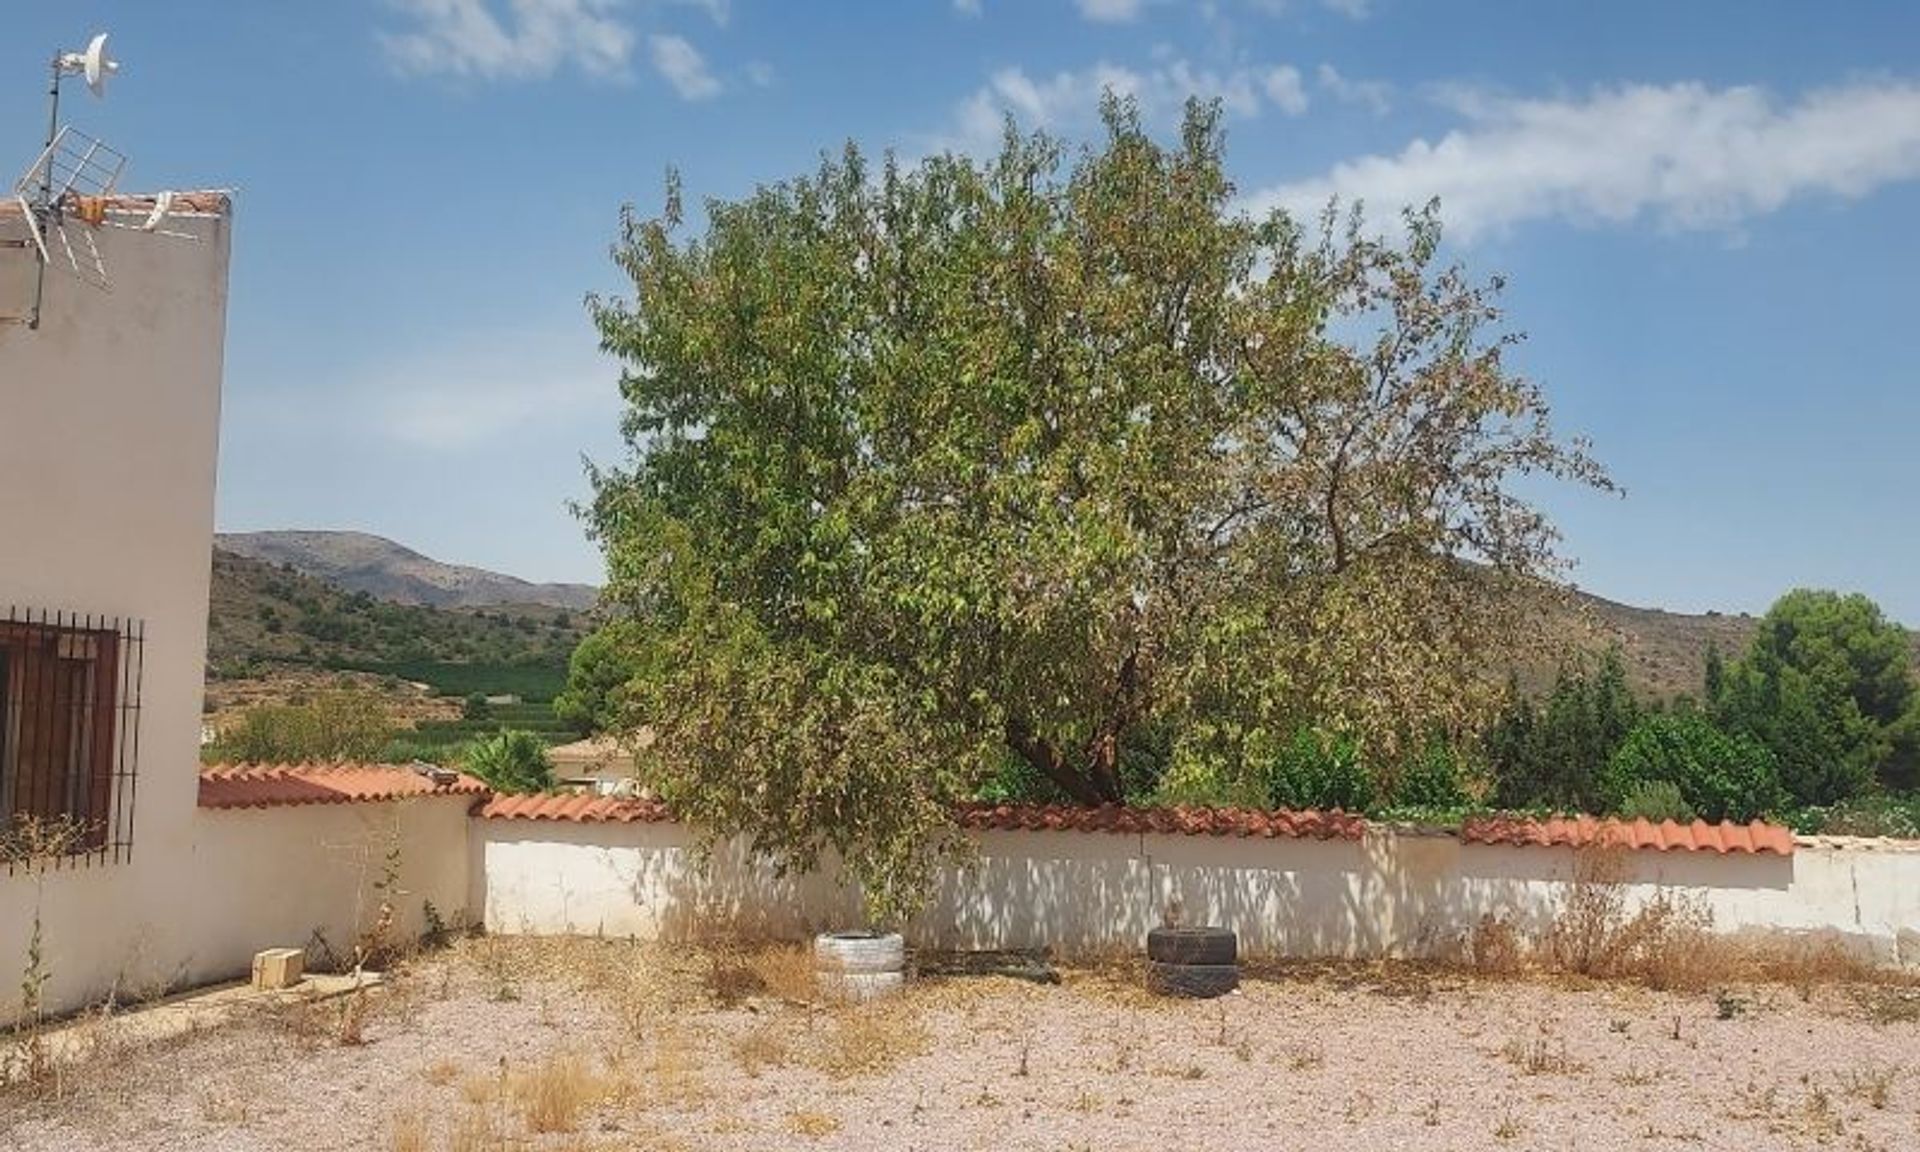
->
[[1841, 1063, 1898, 1110], [4, 815, 91, 1086], [1616, 779, 1696, 824], [1714, 989, 1747, 1020]]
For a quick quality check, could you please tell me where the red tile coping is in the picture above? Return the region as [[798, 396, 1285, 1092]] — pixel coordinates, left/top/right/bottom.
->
[[1459, 814, 1796, 856], [478, 793, 674, 823], [954, 803, 1369, 840], [198, 763, 489, 810], [474, 795, 1794, 854]]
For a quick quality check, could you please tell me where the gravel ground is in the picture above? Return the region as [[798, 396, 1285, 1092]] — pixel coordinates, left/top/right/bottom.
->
[[5, 937, 1919, 1151]]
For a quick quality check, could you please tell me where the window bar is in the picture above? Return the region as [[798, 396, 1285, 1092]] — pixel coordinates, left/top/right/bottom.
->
[[116, 618, 144, 864]]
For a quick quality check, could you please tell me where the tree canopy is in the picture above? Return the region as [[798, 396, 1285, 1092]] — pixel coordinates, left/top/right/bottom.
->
[[585, 99, 1609, 919]]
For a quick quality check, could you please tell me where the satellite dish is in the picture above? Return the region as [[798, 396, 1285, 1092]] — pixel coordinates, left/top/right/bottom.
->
[[81, 33, 119, 97]]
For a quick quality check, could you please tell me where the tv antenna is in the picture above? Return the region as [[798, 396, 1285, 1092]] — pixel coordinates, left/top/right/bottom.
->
[[3, 32, 201, 330]]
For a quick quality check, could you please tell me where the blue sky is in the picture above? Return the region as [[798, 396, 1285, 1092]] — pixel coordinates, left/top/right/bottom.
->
[[6, 2, 1918, 623]]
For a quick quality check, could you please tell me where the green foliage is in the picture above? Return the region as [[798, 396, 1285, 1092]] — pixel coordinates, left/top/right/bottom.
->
[[463, 730, 557, 794], [1390, 737, 1475, 810], [1787, 793, 1920, 838], [1263, 728, 1375, 812], [207, 549, 584, 678], [210, 691, 393, 763], [462, 692, 492, 722], [1485, 650, 1640, 811], [585, 99, 1607, 920], [1713, 589, 1915, 805], [553, 624, 644, 735], [1614, 779, 1696, 824], [1600, 711, 1783, 823]]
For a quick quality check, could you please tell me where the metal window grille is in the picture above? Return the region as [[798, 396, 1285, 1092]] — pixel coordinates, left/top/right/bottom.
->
[[0, 606, 144, 872]]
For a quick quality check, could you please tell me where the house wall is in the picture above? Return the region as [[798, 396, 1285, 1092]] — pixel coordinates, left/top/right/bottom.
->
[[474, 821, 1920, 966], [0, 205, 231, 1020]]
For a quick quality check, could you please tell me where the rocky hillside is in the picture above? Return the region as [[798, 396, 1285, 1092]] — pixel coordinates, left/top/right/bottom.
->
[[215, 530, 598, 611], [206, 547, 586, 678]]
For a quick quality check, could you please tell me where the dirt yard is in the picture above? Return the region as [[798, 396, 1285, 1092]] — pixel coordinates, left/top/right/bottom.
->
[[5, 937, 1919, 1151]]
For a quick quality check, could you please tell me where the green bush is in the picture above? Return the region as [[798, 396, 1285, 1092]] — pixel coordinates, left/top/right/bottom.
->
[[1789, 793, 1920, 838], [1614, 779, 1696, 824], [463, 729, 555, 794], [1600, 712, 1783, 823], [1390, 738, 1473, 809], [462, 692, 492, 722], [1264, 728, 1374, 812], [210, 692, 392, 763]]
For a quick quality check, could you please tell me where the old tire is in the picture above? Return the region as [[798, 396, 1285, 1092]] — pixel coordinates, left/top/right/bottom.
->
[[820, 970, 906, 1003], [813, 931, 906, 975], [1146, 961, 1239, 999], [1147, 926, 1237, 966]]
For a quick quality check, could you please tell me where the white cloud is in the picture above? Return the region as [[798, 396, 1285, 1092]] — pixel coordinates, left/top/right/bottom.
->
[[649, 33, 722, 100], [1077, 0, 1146, 21], [1316, 63, 1390, 115], [744, 60, 775, 88], [670, 0, 729, 26], [375, 340, 617, 452], [945, 58, 1309, 152], [1247, 79, 1920, 241], [380, 0, 636, 81], [954, 0, 983, 14]]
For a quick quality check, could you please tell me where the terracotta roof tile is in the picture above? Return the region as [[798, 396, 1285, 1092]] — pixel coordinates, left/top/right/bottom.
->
[[198, 763, 488, 810], [476, 793, 674, 823], [469, 792, 1791, 855], [954, 803, 1368, 840], [1459, 814, 1794, 855]]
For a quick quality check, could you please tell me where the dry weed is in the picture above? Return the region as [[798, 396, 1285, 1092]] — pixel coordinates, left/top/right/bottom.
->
[[511, 1049, 611, 1133], [1841, 1063, 1898, 1110], [1500, 1034, 1583, 1076], [731, 1022, 792, 1077], [813, 1001, 931, 1078], [786, 1108, 842, 1138], [1468, 914, 1525, 977], [387, 1104, 429, 1152], [447, 1105, 506, 1152], [423, 1057, 462, 1087]]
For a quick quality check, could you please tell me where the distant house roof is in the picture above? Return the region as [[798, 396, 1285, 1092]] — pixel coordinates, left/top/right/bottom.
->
[[548, 731, 653, 773]]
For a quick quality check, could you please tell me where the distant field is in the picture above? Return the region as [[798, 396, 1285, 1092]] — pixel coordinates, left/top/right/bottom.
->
[[354, 660, 568, 703]]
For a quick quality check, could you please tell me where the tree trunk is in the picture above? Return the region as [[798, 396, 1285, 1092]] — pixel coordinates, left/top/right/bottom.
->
[[1005, 719, 1111, 806]]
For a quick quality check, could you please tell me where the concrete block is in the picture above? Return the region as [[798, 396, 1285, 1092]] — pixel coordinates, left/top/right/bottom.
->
[[252, 948, 304, 991]]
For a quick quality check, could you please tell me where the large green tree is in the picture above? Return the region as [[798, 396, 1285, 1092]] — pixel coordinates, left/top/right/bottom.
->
[[585, 100, 1608, 918], [1714, 589, 1917, 803]]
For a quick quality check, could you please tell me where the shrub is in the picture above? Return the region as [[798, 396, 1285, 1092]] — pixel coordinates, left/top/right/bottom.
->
[[1600, 712, 1783, 823], [1614, 779, 1695, 824], [210, 691, 392, 763], [465, 730, 556, 794], [1390, 738, 1474, 809], [1264, 728, 1374, 812], [463, 692, 492, 722]]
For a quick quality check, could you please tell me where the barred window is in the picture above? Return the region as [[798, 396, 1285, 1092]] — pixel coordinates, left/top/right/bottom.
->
[[0, 608, 143, 865]]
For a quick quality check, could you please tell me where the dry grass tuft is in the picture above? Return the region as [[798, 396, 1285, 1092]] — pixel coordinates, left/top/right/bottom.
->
[[387, 1104, 429, 1152], [812, 1000, 932, 1078], [786, 1108, 843, 1138], [423, 1057, 462, 1087], [446, 1105, 505, 1152], [510, 1049, 612, 1133], [1500, 1034, 1583, 1076], [731, 1022, 792, 1077], [1841, 1063, 1899, 1110]]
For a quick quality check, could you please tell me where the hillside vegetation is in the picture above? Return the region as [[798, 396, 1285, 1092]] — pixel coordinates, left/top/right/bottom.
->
[[207, 548, 586, 680]]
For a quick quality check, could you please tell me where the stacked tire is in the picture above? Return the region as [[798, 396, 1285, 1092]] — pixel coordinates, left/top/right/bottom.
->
[[1145, 926, 1239, 998], [813, 931, 906, 1001]]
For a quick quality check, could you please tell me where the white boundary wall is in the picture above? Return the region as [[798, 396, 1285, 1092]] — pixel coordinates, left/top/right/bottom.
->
[[0, 796, 475, 1027], [478, 821, 1920, 967]]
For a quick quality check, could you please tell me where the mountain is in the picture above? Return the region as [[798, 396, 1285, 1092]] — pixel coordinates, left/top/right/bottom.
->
[[215, 530, 598, 611], [206, 547, 586, 678]]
